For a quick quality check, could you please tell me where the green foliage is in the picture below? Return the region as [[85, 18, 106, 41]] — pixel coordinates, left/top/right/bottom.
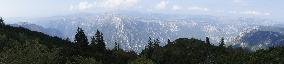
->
[[141, 37, 154, 58], [0, 40, 60, 64], [90, 30, 106, 52], [66, 55, 102, 64], [0, 24, 71, 63], [112, 49, 138, 64], [247, 47, 284, 64], [205, 37, 210, 44], [219, 37, 225, 47], [2, 17, 284, 64], [142, 38, 250, 64], [129, 56, 155, 64], [114, 42, 120, 51], [74, 27, 89, 50], [147, 37, 154, 49], [167, 39, 172, 45], [153, 39, 161, 48], [0, 17, 4, 26]]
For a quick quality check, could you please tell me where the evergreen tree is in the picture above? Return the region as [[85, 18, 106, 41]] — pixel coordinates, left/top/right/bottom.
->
[[143, 37, 154, 58], [65, 37, 70, 41], [0, 17, 5, 26], [206, 37, 210, 44], [147, 37, 154, 49], [154, 39, 161, 48], [74, 27, 89, 50], [114, 42, 120, 51], [167, 39, 172, 45], [219, 37, 225, 47], [90, 36, 97, 46], [130, 56, 155, 64], [90, 30, 106, 52]]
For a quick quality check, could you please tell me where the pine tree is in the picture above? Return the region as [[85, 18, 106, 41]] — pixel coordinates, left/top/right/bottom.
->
[[154, 39, 161, 48], [65, 37, 70, 41], [144, 37, 154, 58], [114, 42, 120, 51], [206, 37, 210, 45], [90, 36, 97, 46], [147, 37, 154, 49], [219, 37, 225, 47], [90, 30, 106, 52], [0, 17, 5, 26], [74, 27, 89, 50], [167, 39, 172, 45]]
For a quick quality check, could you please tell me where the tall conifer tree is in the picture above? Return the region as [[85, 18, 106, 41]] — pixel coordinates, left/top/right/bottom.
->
[[90, 30, 106, 52], [206, 37, 210, 45], [74, 27, 89, 50], [0, 17, 5, 26], [219, 37, 225, 47]]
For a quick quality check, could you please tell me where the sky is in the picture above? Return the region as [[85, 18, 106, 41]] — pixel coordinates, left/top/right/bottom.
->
[[0, 0, 283, 20]]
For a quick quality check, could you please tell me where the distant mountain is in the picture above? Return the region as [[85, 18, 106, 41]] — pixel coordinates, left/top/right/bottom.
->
[[9, 22, 63, 37], [6, 13, 282, 52], [234, 30, 284, 51]]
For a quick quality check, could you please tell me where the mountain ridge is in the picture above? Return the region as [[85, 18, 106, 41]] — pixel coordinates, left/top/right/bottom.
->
[[6, 14, 283, 51]]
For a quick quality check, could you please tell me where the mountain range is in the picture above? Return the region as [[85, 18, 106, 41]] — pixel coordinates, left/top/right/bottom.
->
[[6, 13, 284, 52]]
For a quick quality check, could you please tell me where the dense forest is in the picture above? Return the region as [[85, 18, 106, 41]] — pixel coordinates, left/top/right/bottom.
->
[[1, 18, 284, 64]]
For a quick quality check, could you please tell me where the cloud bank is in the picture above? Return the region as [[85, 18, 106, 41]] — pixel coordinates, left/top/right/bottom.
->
[[70, 0, 139, 11], [69, 0, 270, 16]]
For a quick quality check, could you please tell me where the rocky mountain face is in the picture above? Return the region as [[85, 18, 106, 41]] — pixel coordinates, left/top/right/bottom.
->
[[7, 14, 284, 52], [233, 26, 284, 51]]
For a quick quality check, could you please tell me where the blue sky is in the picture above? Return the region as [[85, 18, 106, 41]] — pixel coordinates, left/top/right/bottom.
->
[[0, 0, 283, 20]]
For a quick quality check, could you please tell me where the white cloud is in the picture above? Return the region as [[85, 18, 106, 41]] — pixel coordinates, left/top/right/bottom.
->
[[240, 10, 271, 16], [155, 1, 168, 10], [227, 10, 271, 16], [70, 0, 139, 11], [101, 0, 139, 9], [78, 1, 94, 10], [70, 1, 95, 11], [233, 0, 245, 3], [233, 0, 248, 6], [228, 11, 238, 14], [172, 5, 182, 11], [188, 6, 209, 11]]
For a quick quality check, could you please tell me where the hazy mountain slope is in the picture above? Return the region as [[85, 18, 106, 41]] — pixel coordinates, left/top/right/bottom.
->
[[0, 25, 70, 48], [9, 22, 63, 37], [7, 14, 282, 51], [234, 30, 284, 50]]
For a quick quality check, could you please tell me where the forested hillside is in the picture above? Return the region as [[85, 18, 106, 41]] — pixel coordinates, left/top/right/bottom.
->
[[1, 18, 284, 64]]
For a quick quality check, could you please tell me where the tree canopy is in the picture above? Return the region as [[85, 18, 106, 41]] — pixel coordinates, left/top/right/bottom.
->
[[1, 18, 284, 64]]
